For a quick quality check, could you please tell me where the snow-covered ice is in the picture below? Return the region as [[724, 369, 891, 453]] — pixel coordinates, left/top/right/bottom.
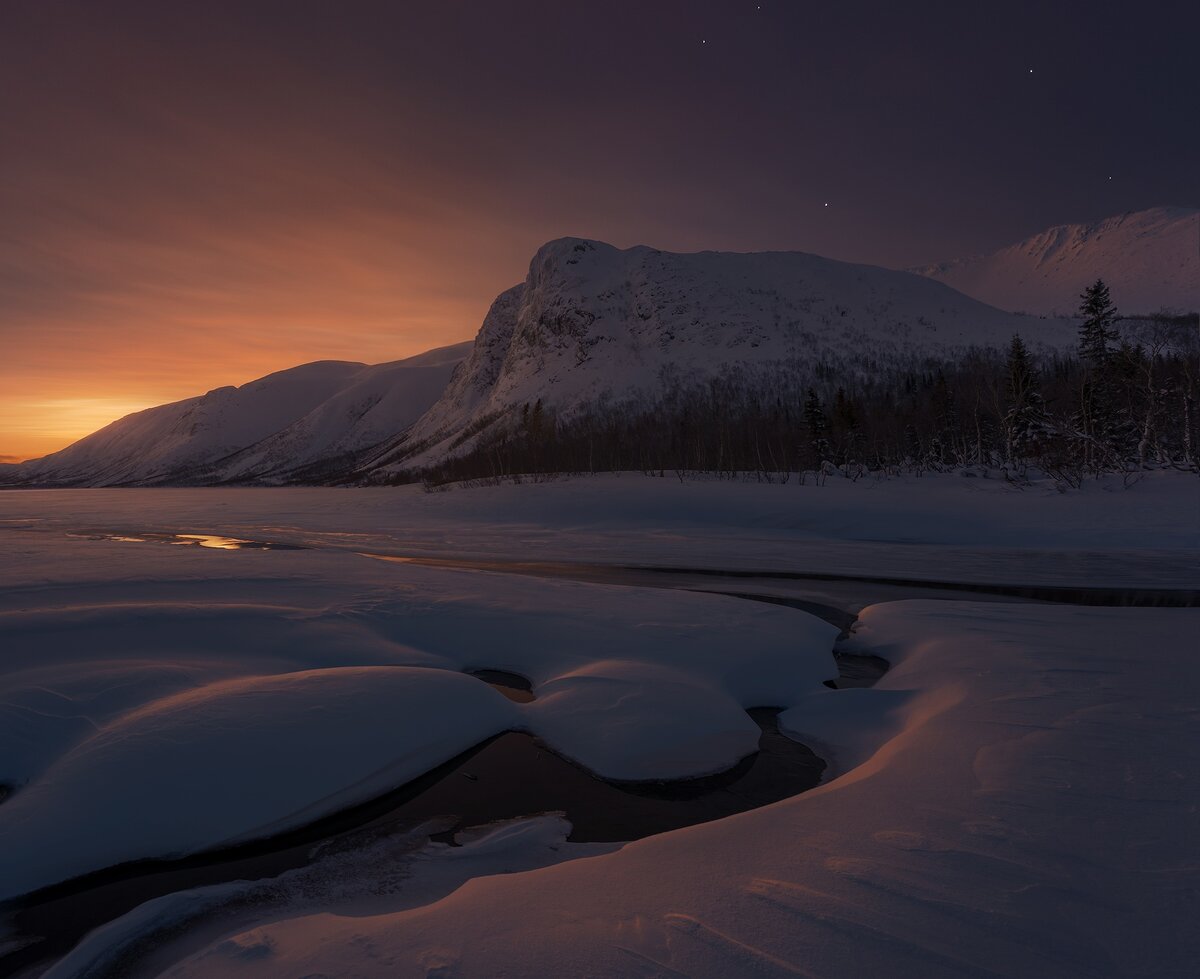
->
[[158, 602, 1200, 978], [0, 472, 1196, 976], [0, 486, 841, 898]]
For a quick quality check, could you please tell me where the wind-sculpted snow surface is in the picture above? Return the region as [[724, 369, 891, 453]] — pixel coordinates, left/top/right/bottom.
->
[[0, 667, 517, 901], [2, 477, 1196, 976], [0, 532, 838, 899], [390, 239, 1069, 469], [157, 602, 1200, 979], [914, 206, 1200, 315]]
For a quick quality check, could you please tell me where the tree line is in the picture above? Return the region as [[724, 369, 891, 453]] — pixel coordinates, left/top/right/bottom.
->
[[383, 282, 1198, 490]]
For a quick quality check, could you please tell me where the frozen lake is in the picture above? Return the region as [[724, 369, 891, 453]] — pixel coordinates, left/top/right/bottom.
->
[[1, 474, 1197, 977]]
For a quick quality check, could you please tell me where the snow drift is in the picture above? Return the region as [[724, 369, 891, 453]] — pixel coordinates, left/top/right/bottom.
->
[[0, 537, 838, 899]]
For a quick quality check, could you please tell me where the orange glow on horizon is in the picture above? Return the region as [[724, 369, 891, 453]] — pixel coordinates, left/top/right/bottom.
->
[[1, 398, 161, 462], [0, 270, 489, 462]]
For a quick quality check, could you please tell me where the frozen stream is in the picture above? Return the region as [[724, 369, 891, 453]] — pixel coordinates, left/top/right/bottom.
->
[[1, 659, 855, 978], [1, 526, 1194, 977]]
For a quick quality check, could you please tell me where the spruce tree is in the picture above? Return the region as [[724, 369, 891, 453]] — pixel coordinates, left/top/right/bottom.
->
[[803, 388, 830, 462], [1003, 333, 1043, 466], [1006, 333, 1035, 407], [1075, 279, 1122, 470], [1078, 279, 1119, 367]]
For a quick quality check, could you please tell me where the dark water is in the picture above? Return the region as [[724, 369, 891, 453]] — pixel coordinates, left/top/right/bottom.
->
[[464, 669, 535, 703], [361, 552, 1200, 612], [65, 531, 1199, 610]]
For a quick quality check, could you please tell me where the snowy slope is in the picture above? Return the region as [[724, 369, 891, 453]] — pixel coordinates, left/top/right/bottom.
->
[[913, 206, 1200, 315], [16, 361, 367, 487], [11, 343, 471, 487], [211, 341, 471, 482], [378, 238, 1071, 471]]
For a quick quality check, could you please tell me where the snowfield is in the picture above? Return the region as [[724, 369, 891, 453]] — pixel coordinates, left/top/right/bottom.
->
[[153, 602, 1200, 979], [0, 490, 841, 897], [0, 472, 1197, 977]]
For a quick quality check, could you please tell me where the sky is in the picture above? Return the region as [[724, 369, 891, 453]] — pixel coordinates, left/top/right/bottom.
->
[[2, 0, 1197, 461]]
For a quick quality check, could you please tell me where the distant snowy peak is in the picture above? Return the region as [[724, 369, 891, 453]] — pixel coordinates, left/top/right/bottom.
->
[[384, 237, 1072, 469], [14, 342, 472, 487], [913, 207, 1200, 316], [210, 340, 473, 483], [18, 360, 368, 487]]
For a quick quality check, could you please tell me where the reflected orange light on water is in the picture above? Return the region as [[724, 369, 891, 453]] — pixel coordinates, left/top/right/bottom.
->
[[174, 534, 254, 550]]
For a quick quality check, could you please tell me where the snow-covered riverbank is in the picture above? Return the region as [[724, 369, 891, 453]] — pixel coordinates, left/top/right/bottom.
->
[[1, 473, 1196, 976]]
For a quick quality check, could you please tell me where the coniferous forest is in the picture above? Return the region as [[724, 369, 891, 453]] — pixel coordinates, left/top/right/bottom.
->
[[401, 286, 1199, 490]]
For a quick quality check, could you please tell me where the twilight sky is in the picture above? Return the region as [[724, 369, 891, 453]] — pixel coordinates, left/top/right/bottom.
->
[[2, 0, 1197, 460]]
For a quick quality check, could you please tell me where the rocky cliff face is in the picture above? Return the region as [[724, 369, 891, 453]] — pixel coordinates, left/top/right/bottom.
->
[[383, 237, 1069, 470]]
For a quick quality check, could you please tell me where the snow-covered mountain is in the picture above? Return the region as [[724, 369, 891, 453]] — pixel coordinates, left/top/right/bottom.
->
[[912, 207, 1200, 316], [206, 341, 471, 483], [10, 342, 471, 487], [7, 235, 1095, 487], [369, 238, 1073, 472]]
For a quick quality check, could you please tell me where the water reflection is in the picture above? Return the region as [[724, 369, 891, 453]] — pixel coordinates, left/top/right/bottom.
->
[[466, 669, 536, 703], [66, 531, 306, 551], [175, 534, 259, 550]]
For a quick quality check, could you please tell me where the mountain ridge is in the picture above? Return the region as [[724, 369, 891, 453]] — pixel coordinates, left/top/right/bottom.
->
[[372, 237, 1073, 473], [9, 342, 472, 487], [18, 217, 1191, 486], [912, 206, 1199, 315]]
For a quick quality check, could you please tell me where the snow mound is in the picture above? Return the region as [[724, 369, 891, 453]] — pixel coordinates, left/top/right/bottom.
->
[[529, 660, 763, 781], [159, 602, 1200, 979], [0, 666, 517, 899], [913, 206, 1200, 315], [0, 538, 839, 900]]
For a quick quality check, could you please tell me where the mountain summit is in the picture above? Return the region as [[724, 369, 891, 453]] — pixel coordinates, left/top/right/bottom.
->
[[371, 237, 1069, 472], [912, 207, 1200, 316]]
